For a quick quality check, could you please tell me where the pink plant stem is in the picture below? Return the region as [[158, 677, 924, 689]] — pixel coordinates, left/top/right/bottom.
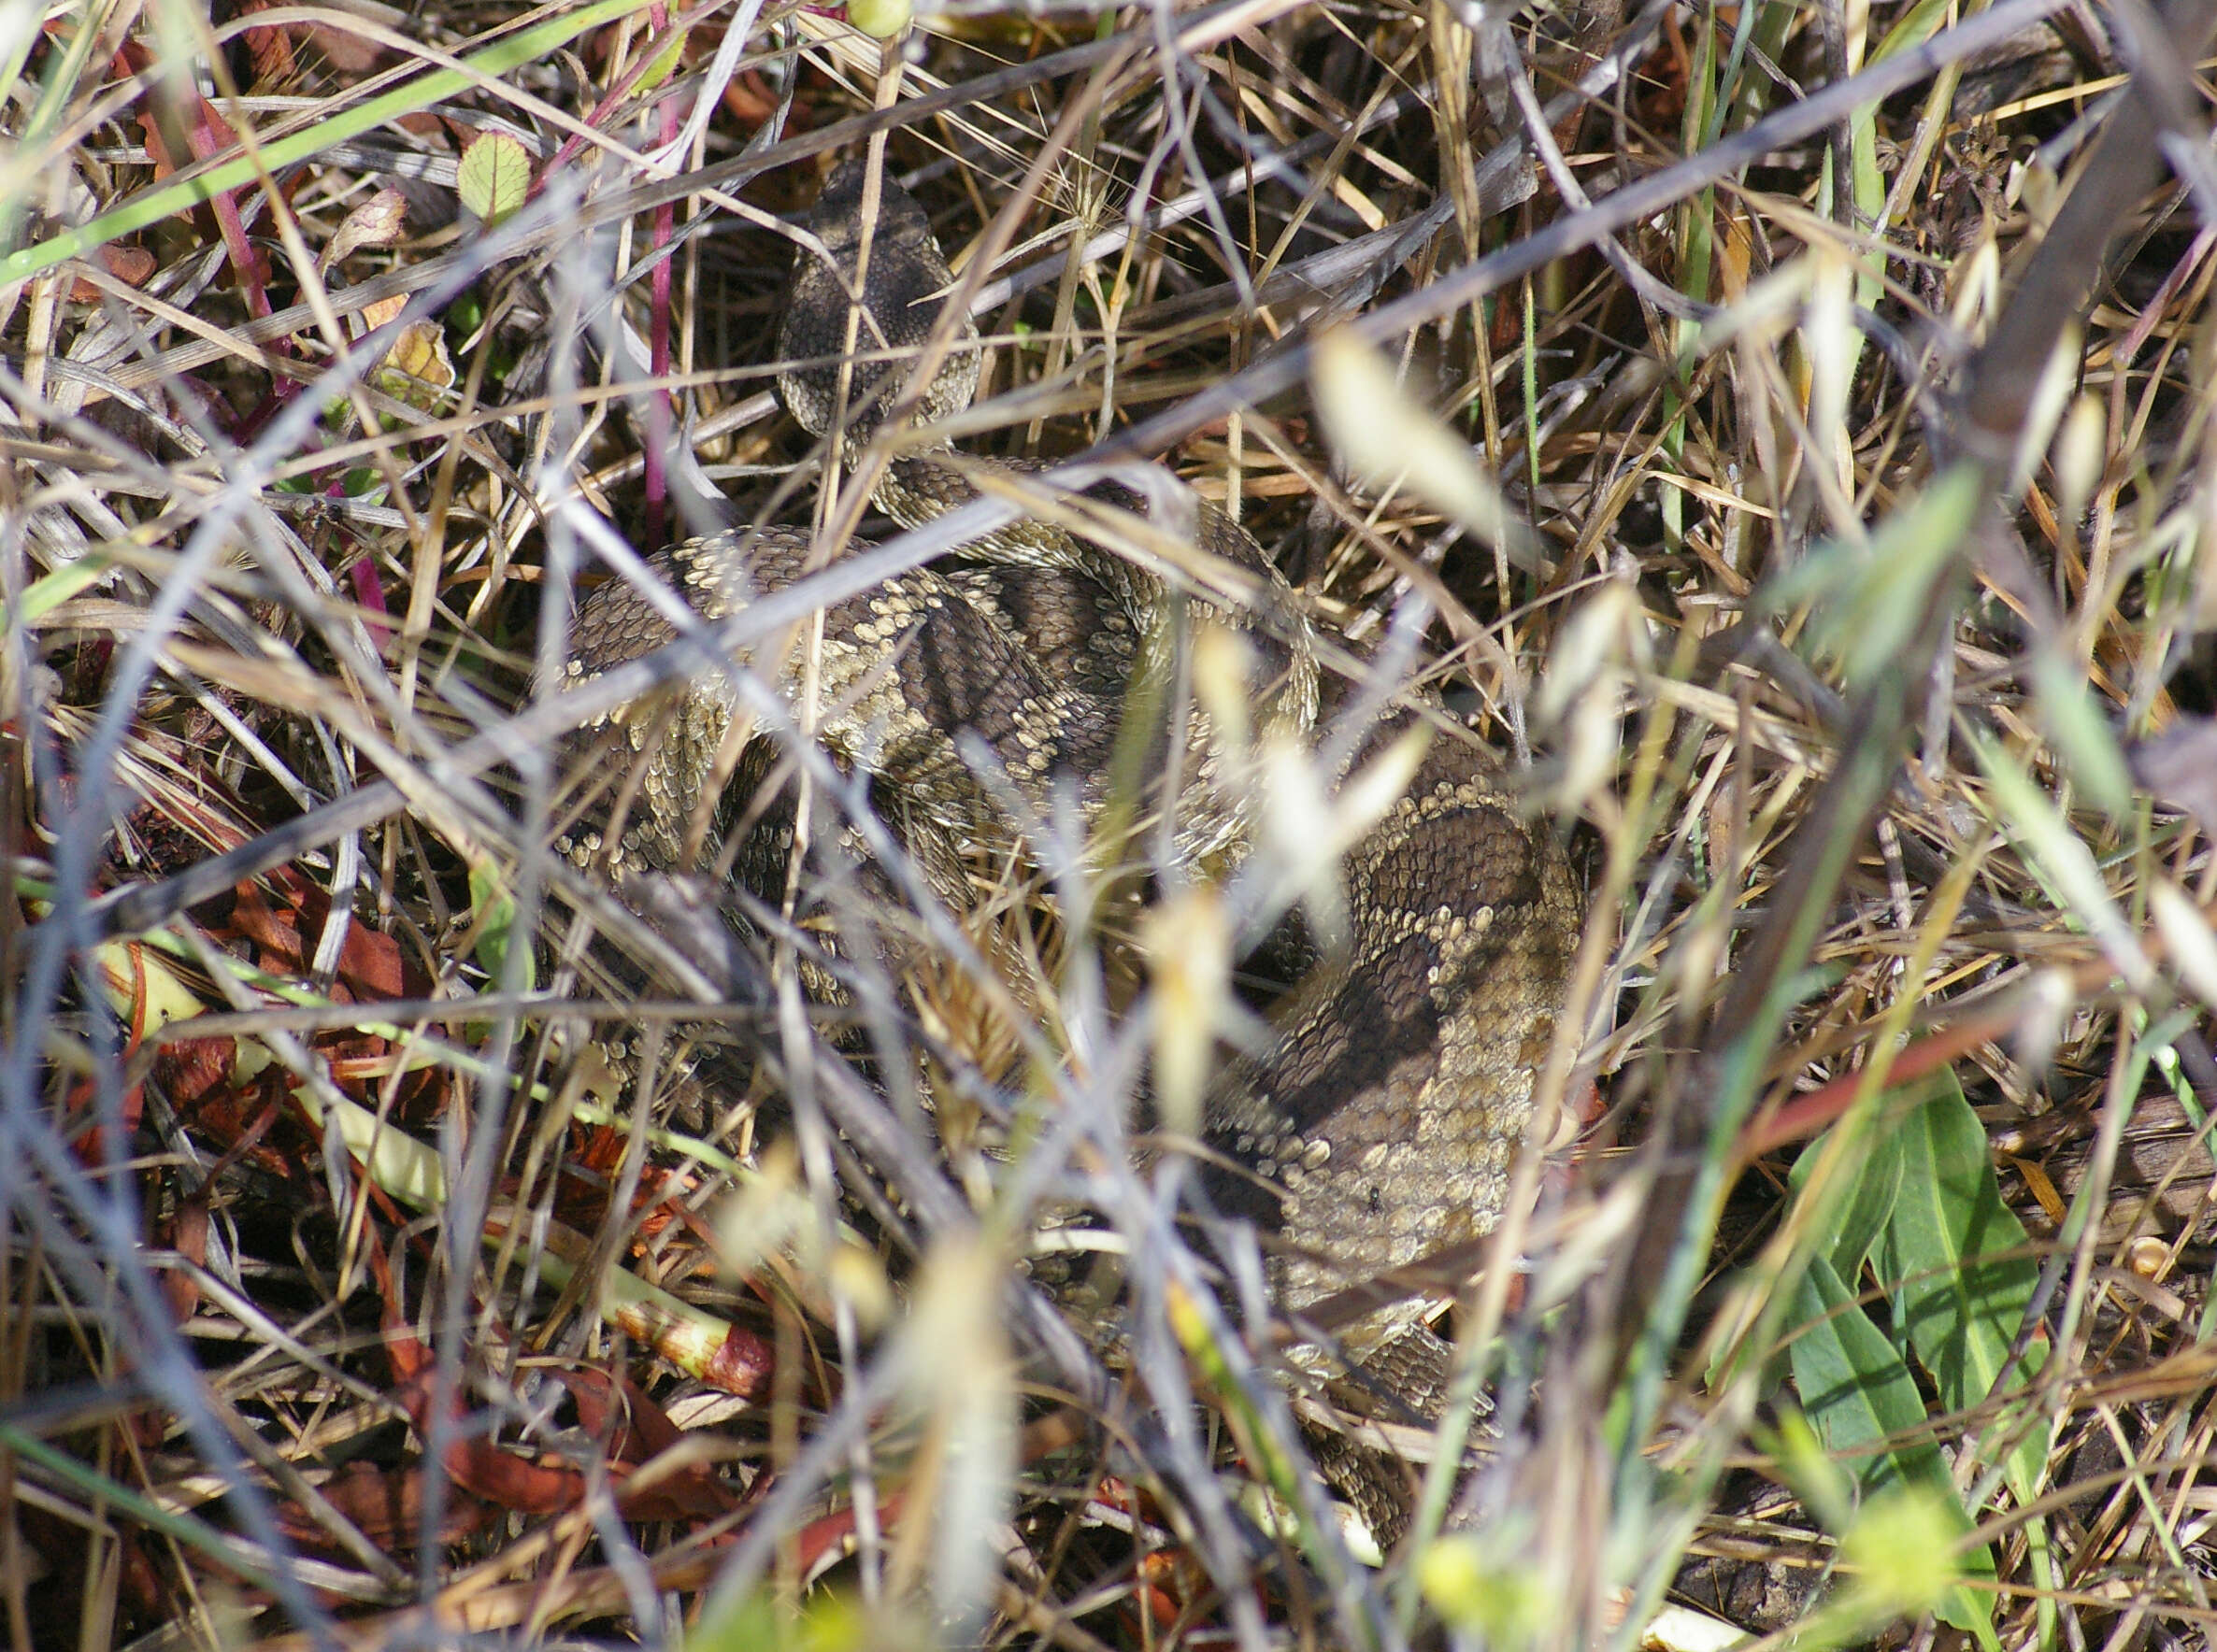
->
[[530, 0, 727, 190], [348, 548, 393, 651]]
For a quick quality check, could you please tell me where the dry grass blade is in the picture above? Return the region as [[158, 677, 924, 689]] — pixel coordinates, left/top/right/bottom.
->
[[7, 0, 2217, 1648]]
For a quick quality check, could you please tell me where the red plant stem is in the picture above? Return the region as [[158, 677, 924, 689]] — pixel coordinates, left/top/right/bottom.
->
[[111, 42, 277, 327], [530, 0, 728, 190], [348, 550, 393, 650]]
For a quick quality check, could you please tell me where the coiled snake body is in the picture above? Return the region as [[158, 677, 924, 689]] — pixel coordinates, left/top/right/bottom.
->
[[553, 162, 1581, 1536]]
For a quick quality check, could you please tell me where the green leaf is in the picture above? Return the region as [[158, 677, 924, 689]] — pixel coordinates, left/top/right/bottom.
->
[[1867, 0, 1953, 64], [1876, 1070, 2052, 1502], [1973, 729, 2146, 987], [468, 860, 532, 990], [2029, 647, 2133, 819], [1790, 1115, 1904, 1282], [1838, 1484, 1995, 1645], [457, 131, 531, 228], [633, 24, 689, 91], [1418, 1528, 1550, 1642], [686, 1590, 946, 1652], [1788, 1252, 1950, 1498], [1764, 462, 1982, 689], [0, 549, 113, 630], [1787, 1254, 1998, 1645], [1766, 1403, 1854, 1533]]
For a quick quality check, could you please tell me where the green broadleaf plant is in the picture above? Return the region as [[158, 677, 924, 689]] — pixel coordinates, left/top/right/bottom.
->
[[457, 130, 532, 226], [1784, 1069, 2048, 1645]]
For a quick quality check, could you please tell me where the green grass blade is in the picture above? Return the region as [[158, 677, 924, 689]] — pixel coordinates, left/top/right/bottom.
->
[[0, 0, 651, 288]]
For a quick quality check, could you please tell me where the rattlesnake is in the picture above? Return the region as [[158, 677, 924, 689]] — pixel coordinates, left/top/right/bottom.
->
[[550, 158, 1581, 1540]]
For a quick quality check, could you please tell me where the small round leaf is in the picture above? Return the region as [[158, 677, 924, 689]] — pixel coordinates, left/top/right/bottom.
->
[[457, 131, 531, 227]]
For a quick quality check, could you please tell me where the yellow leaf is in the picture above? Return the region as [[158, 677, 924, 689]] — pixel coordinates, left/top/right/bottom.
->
[[374, 318, 455, 409]]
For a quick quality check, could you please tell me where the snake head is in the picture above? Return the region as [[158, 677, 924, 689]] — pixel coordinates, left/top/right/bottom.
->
[[776, 159, 982, 444], [808, 157, 940, 263]]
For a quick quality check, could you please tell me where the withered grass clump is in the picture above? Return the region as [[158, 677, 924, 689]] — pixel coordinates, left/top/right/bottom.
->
[[5, 0, 2217, 1647]]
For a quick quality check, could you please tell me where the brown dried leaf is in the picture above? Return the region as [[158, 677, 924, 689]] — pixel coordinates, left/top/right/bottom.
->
[[320, 187, 408, 274]]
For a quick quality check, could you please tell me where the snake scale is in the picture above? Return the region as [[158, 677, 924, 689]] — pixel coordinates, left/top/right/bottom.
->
[[550, 160, 1581, 1540]]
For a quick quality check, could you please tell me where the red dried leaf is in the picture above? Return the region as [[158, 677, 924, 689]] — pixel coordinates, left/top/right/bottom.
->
[[794, 1486, 908, 1583], [154, 1034, 243, 1113], [222, 872, 422, 1004], [280, 1460, 498, 1550], [160, 1057, 298, 1179], [156, 1195, 209, 1327], [234, 2, 297, 85], [67, 242, 158, 301], [372, 1248, 665, 1520], [553, 1366, 740, 1519], [61, 1053, 143, 1168], [349, 555, 393, 648], [18, 1502, 171, 1622], [304, 18, 386, 73], [722, 69, 778, 125]]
